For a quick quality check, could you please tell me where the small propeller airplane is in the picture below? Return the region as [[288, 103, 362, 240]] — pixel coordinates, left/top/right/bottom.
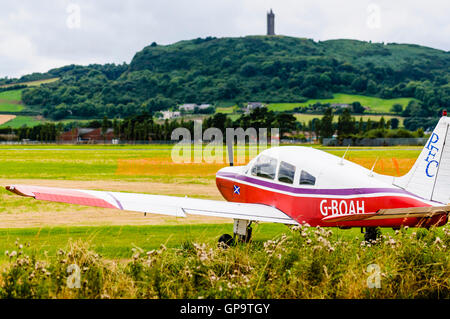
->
[[6, 116, 450, 244]]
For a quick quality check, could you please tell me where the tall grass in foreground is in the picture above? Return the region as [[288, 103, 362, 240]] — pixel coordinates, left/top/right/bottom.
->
[[0, 224, 448, 299]]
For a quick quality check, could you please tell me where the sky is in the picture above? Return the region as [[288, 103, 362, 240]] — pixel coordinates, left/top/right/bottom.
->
[[1, 0, 449, 78]]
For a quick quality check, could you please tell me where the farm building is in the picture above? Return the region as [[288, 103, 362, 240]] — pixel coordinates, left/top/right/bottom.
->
[[161, 110, 181, 120], [179, 104, 197, 111], [58, 128, 115, 143], [246, 102, 265, 113], [179, 104, 213, 112]]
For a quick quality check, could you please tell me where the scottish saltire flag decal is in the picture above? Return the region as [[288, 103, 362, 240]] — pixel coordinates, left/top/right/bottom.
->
[[233, 185, 240, 195]]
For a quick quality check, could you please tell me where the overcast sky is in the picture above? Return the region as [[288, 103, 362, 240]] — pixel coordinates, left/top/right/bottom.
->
[[1, 0, 449, 78]]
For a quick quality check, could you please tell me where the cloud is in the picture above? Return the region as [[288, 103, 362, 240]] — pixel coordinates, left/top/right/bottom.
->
[[0, 0, 448, 78]]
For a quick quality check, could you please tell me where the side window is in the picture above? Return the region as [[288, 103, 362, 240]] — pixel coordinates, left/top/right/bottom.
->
[[251, 155, 277, 180], [300, 170, 316, 186], [278, 161, 296, 184]]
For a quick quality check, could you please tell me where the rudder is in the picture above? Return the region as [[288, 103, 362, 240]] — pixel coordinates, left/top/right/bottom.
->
[[394, 116, 450, 203]]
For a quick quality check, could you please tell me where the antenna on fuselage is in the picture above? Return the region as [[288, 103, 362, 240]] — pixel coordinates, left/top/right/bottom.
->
[[369, 157, 379, 177], [339, 144, 350, 165]]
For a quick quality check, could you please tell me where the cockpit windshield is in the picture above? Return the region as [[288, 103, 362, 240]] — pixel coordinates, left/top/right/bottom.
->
[[278, 161, 296, 184], [251, 155, 277, 180], [300, 170, 316, 186]]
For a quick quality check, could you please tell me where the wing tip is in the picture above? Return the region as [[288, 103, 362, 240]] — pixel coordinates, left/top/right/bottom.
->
[[5, 185, 30, 197]]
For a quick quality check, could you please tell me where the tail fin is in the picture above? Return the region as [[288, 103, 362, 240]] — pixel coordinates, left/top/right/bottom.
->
[[394, 116, 450, 203]]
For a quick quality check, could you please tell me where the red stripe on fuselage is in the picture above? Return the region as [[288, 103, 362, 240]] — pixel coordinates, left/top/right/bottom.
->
[[216, 176, 438, 228]]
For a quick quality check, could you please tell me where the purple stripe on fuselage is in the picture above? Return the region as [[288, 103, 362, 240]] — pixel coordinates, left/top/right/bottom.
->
[[216, 171, 414, 197]]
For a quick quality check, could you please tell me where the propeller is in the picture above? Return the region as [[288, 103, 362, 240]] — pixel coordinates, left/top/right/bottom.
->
[[226, 133, 234, 166]]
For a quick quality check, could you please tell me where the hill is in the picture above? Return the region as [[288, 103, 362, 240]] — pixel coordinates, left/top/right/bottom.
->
[[5, 36, 450, 121]]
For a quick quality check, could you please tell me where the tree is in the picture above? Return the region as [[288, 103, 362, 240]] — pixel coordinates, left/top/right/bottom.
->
[[391, 103, 403, 115], [320, 108, 334, 141], [378, 117, 386, 130], [351, 101, 365, 114], [390, 118, 399, 129], [101, 116, 109, 142], [337, 108, 355, 138]]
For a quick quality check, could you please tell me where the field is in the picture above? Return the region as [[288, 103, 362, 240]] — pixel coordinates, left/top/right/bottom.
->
[[267, 94, 416, 113], [294, 114, 405, 126], [0, 115, 16, 126], [0, 144, 448, 298], [0, 90, 24, 113], [0, 78, 59, 88], [0, 90, 22, 101], [215, 106, 234, 114], [0, 116, 41, 128]]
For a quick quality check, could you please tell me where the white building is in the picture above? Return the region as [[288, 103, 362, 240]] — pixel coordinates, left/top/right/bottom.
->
[[179, 104, 197, 112], [246, 102, 265, 113], [161, 110, 181, 120]]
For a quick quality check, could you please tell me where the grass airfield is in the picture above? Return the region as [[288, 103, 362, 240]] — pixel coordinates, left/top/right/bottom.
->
[[0, 144, 448, 298], [0, 144, 423, 249]]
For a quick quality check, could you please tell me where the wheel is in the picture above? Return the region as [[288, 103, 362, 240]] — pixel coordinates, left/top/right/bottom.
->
[[218, 233, 234, 248], [364, 227, 381, 242]]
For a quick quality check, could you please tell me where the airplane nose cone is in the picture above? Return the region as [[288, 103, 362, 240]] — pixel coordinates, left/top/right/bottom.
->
[[216, 165, 247, 180], [217, 165, 237, 175]]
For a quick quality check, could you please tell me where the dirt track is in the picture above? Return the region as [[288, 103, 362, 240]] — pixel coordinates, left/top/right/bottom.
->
[[0, 179, 231, 228], [0, 115, 15, 125]]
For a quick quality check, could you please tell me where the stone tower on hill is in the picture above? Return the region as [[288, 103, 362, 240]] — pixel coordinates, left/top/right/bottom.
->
[[267, 9, 275, 35]]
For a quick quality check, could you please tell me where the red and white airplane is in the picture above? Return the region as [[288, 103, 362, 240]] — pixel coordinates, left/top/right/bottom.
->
[[6, 116, 450, 243]]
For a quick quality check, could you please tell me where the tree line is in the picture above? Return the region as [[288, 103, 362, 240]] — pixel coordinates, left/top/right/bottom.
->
[[2, 108, 297, 142], [1, 107, 428, 144], [308, 108, 427, 144]]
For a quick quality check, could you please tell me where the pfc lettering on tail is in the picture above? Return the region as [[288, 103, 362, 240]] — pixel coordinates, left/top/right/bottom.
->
[[320, 199, 365, 216], [425, 133, 440, 178]]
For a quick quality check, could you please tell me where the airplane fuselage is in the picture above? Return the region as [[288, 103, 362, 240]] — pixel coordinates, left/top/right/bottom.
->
[[216, 146, 448, 228]]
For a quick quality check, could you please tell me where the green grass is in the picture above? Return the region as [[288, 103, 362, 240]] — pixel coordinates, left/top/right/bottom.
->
[[268, 94, 416, 114], [0, 144, 422, 181], [215, 106, 234, 114], [215, 101, 236, 108], [0, 223, 435, 263], [0, 89, 24, 113], [0, 144, 446, 299], [228, 114, 241, 121], [0, 78, 59, 88], [0, 89, 22, 101], [268, 102, 306, 111], [0, 225, 448, 298], [0, 144, 215, 183], [0, 116, 41, 128], [0, 223, 290, 263], [0, 104, 23, 112]]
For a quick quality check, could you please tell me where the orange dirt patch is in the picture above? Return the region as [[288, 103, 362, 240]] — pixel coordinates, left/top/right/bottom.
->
[[347, 157, 416, 176], [116, 158, 230, 177], [0, 115, 16, 125]]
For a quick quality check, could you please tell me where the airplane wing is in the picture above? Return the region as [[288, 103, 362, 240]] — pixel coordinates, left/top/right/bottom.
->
[[5, 185, 298, 225], [321, 205, 450, 223]]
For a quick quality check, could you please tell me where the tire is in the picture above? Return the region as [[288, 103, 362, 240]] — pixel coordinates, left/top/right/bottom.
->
[[364, 227, 381, 242], [218, 233, 234, 248]]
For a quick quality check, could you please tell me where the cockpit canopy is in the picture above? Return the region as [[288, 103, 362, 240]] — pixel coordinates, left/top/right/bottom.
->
[[248, 153, 316, 186]]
